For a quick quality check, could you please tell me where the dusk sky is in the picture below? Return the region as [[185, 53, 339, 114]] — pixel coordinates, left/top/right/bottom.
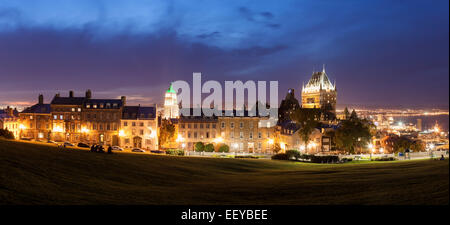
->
[[0, 0, 448, 109]]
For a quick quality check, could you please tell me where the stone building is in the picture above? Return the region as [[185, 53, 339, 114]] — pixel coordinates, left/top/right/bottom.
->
[[0, 106, 20, 139], [19, 94, 52, 141], [50, 91, 84, 142], [81, 90, 124, 146], [120, 105, 158, 150], [301, 66, 337, 112], [177, 110, 277, 153]]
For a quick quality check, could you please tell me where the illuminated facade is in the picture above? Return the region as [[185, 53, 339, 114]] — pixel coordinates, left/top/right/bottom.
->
[[120, 105, 158, 150], [177, 110, 277, 153], [0, 106, 20, 139], [301, 66, 337, 112], [19, 95, 52, 141], [163, 84, 179, 119]]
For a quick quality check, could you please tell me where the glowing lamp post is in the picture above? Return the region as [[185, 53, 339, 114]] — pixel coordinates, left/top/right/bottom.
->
[[268, 138, 274, 154], [368, 143, 374, 160], [19, 124, 26, 139]]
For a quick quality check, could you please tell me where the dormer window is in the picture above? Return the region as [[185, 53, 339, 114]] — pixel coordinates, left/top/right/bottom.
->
[[86, 104, 90, 108], [93, 104, 97, 109]]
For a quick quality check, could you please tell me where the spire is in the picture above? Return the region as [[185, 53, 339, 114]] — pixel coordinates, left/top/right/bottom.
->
[[322, 64, 325, 73], [166, 83, 176, 94]]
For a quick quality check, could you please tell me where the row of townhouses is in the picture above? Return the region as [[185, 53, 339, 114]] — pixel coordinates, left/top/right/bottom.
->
[[1, 68, 339, 154]]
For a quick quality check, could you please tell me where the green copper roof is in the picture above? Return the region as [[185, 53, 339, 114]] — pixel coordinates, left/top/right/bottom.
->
[[166, 84, 176, 93]]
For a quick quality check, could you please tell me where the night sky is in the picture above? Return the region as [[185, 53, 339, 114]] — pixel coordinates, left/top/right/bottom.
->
[[0, 0, 448, 109]]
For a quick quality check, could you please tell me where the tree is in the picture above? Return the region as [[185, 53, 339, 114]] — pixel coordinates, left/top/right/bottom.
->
[[393, 136, 412, 153], [158, 119, 176, 149], [195, 142, 205, 152], [410, 140, 426, 152], [204, 143, 214, 152], [0, 128, 14, 139], [292, 108, 320, 153], [349, 109, 358, 121], [272, 143, 281, 154], [343, 107, 350, 120], [218, 144, 229, 153], [335, 117, 373, 154]]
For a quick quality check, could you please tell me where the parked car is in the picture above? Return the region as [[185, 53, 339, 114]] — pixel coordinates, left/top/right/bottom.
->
[[111, 146, 123, 151], [47, 140, 57, 144], [77, 142, 90, 148], [63, 142, 74, 147], [131, 148, 145, 152]]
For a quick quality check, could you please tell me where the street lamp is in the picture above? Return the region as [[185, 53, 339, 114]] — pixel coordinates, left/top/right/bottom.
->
[[19, 124, 26, 139]]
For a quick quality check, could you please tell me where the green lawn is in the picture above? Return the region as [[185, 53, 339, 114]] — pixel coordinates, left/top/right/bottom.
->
[[0, 138, 448, 205]]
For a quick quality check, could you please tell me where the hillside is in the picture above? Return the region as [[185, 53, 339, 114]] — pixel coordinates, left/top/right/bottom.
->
[[0, 139, 448, 205]]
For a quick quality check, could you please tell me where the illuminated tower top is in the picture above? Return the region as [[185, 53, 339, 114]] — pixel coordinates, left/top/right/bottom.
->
[[301, 65, 337, 111], [163, 84, 179, 119]]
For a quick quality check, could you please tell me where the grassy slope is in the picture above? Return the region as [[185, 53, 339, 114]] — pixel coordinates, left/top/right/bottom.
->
[[0, 139, 448, 205]]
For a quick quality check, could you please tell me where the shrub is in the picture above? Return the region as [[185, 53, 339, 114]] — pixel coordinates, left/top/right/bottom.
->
[[204, 143, 214, 152], [341, 158, 353, 162], [310, 155, 339, 163], [218, 144, 229, 153], [271, 153, 289, 160], [374, 157, 396, 161], [165, 149, 185, 156], [299, 154, 314, 160], [286, 150, 301, 160], [194, 142, 205, 152], [0, 129, 14, 139]]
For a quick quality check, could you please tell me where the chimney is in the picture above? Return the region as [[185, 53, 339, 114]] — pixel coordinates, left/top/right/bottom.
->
[[5, 106, 13, 116], [38, 94, 44, 104], [55, 93, 60, 98], [121, 96, 126, 106], [69, 90, 74, 98], [85, 89, 92, 99]]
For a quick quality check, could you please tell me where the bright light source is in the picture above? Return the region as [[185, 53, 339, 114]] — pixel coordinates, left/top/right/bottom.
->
[[268, 139, 274, 145], [368, 143, 373, 149], [118, 130, 125, 137], [176, 135, 184, 142], [19, 124, 26, 130], [53, 126, 63, 132], [380, 148, 384, 153], [213, 137, 224, 143], [81, 127, 89, 133], [280, 142, 286, 150]]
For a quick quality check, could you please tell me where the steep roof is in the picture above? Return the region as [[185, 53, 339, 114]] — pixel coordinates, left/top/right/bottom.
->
[[302, 68, 335, 93], [166, 84, 176, 94], [85, 99, 123, 108], [51, 96, 86, 105], [122, 106, 156, 119], [21, 104, 51, 114]]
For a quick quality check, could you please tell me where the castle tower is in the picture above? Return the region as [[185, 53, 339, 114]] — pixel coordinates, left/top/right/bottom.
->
[[301, 65, 337, 112], [163, 84, 179, 119]]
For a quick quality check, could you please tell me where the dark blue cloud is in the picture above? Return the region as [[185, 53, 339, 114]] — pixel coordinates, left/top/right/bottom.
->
[[0, 0, 448, 109]]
